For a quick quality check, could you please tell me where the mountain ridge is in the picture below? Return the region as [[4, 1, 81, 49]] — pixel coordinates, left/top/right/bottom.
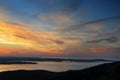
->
[[0, 57, 114, 62]]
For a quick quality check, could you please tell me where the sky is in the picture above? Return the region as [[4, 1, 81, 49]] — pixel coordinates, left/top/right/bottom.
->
[[0, 0, 120, 59]]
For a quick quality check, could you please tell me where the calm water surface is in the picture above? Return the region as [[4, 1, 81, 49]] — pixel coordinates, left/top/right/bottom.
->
[[0, 61, 105, 72]]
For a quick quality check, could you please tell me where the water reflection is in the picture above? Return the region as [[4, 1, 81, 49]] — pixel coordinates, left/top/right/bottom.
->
[[0, 61, 105, 72]]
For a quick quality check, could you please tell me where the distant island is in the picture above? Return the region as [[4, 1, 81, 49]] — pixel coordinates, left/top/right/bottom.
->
[[0, 61, 37, 65], [0, 61, 120, 80], [0, 57, 114, 63]]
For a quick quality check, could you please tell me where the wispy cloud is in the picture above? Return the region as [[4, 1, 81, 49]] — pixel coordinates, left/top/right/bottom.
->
[[37, 14, 74, 25], [86, 25, 120, 44], [58, 16, 120, 32], [86, 36, 119, 43], [0, 22, 65, 55], [0, 0, 120, 58]]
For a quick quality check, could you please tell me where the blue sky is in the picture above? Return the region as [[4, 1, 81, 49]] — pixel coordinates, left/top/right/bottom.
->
[[0, 0, 120, 59]]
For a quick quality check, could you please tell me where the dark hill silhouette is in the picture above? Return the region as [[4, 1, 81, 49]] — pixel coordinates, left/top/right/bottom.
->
[[0, 70, 58, 80], [52, 61, 120, 80], [0, 61, 120, 80]]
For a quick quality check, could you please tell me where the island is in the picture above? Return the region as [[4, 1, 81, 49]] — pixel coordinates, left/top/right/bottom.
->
[[0, 61, 37, 65]]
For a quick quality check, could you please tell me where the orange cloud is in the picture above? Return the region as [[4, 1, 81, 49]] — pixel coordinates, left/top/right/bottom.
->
[[0, 22, 65, 56], [0, 22, 118, 57]]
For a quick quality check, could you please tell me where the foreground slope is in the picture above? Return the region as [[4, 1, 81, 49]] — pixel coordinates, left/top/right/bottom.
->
[[52, 61, 120, 80]]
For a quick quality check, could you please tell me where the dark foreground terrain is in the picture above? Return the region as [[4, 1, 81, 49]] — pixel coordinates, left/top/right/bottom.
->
[[0, 61, 120, 80]]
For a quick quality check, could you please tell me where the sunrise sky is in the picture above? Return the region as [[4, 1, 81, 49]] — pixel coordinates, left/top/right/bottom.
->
[[0, 0, 120, 59]]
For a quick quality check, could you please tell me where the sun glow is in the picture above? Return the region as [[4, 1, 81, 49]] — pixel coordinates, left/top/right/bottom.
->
[[0, 22, 65, 56]]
